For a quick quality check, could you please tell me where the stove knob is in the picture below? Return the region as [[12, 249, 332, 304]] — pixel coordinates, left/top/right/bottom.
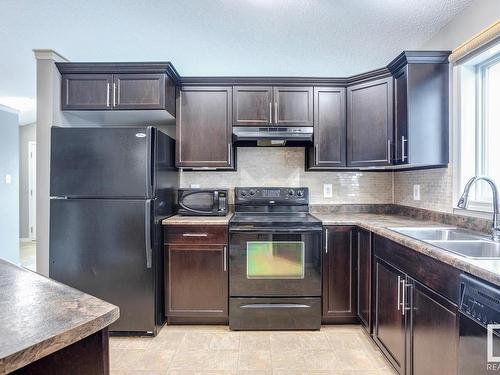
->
[[297, 190, 304, 197], [240, 190, 248, 197], [249, 189, 256, 196], [287, 189, 295, 197]]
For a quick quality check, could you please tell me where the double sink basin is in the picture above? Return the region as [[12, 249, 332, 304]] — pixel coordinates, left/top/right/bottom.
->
[[388, 227, 500, 260]]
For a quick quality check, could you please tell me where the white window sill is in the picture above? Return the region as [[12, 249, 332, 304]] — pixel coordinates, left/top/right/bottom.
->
[[453, 206, 493, 220]]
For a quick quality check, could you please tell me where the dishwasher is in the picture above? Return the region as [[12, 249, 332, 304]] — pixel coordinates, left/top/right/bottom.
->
[[459, 274, 500, 374]]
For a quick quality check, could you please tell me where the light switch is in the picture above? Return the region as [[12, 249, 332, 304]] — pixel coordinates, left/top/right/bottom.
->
[[324, 184, 333, 198], [413, 184, 420, 201], [5, 174, 12, 185]]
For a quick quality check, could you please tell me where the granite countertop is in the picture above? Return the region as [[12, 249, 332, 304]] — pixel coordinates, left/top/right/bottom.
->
[[0, 260, 119, 374], [163, 213, 233, 225], [313, 213, 500, 287]]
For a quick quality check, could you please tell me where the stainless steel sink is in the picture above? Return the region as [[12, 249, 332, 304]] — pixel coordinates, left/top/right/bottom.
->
[[388, 226, 500, 259], [426, 240, 500, 259]]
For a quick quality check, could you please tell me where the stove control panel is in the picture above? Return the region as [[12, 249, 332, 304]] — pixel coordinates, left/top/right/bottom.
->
[[235, 187, 308, 205]]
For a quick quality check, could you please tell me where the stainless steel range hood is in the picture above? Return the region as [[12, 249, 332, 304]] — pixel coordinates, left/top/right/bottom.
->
[[232, 127, 313, 147]]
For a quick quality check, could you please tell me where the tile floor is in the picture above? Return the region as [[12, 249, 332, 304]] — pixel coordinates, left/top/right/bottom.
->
[[110, 324, 396, 375], [19, 240, 36, 271]]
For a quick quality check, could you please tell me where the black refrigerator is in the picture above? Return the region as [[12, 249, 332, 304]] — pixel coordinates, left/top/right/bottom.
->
[[49, 126, 177, 336]]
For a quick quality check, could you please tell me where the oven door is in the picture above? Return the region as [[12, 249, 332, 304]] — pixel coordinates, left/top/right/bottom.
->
[[229, 228, 322, 297]]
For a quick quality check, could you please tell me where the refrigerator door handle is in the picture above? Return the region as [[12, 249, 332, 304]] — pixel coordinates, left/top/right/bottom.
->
[[146, 127, 154, 198], [145, 200, 152, 268]]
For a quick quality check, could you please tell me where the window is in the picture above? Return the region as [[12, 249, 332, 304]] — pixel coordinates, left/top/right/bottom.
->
[[456, 42, 500, 212]]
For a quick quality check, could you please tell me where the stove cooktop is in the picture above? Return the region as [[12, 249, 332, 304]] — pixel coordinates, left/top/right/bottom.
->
[[230, 212, 322, 228]]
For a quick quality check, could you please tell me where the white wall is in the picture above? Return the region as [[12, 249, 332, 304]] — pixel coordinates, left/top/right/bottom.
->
[[0, 105, 20, 264], [19, 123, 36, 238], [421, 0, 500, 49]]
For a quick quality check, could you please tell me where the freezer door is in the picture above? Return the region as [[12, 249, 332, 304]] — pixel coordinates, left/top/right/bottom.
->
[[50, 127, 153, 198], [49, 198, 159, 334]]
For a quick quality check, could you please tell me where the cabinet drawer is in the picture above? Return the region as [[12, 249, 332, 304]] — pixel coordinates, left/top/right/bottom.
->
[[165, 225, 228, 245]]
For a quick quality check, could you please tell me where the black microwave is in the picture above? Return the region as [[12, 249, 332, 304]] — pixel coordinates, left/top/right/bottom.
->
[[177, 189, 228, 216]]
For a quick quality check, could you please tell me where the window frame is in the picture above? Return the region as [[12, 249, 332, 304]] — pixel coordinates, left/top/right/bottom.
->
[[452, 44, 500, 216]]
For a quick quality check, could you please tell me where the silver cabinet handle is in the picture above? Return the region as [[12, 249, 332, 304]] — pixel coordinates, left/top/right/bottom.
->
[[182, 233, 208, 237], [113, 82, 117, 107], [401, 136, 408, 162], [315, 144, 319, 164], [397, 275, 401, 311], [241, 303, 310, 309], [228, 143, 232, 166], [106, 82, 110, 107], [269, 102, 272, 124], [325, 228, 328, 254], [223, 246, 227, 272], [387, 139, 391, 163], [274, 101, 278, 124], [401, 278, 406, 315]]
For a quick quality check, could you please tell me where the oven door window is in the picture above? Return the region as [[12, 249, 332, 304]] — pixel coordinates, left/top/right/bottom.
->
[[246, 241, 305, 279]]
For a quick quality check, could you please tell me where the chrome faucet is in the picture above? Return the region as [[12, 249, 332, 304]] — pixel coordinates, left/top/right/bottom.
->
[[457, 176, 500, 242]]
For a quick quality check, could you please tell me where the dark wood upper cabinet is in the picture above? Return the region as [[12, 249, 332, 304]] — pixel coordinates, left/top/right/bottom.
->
[[373, 258, 406, 374], [57, 63, 179, 116], [357, 228, 371, 332], [307, 87, 346, 168], [176, 86, 234, 169], [389, 51, 450, 167], [233, 86, 273, 126], [114, 73, 165, 110], [409, 278, 458, 375], [274, 86, 313, 126], [347, 76, 394, 167], [62, 74, 113, 110], [322, 226, 357, 323]]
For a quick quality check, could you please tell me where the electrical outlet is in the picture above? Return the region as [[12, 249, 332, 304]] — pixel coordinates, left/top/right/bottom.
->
[[324, 184, 333, 198], [5, 174, 11, 185], [413, 184, 420, 201]]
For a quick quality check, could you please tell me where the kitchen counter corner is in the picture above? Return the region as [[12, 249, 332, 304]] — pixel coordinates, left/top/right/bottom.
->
[[0, 260, 119, 374], [163, 213, 233, 225]]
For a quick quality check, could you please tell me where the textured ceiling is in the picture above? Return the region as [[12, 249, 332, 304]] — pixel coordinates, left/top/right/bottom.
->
[[0, 0, 474, 124]]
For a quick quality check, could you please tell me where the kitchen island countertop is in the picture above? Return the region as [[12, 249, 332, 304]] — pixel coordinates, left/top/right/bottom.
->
[[0, 260, 119, 374]]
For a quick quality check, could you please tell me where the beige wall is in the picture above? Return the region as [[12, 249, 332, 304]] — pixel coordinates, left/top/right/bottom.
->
[[19, 123, 36, 238], [181, 148, 393, 205]]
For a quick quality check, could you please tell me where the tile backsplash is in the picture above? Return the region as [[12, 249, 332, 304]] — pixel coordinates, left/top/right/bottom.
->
[[393, 166, 453, 213], [180, 148, 393, 205]]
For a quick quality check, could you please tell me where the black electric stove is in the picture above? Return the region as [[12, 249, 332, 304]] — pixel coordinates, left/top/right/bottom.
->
[[228, 187, 322, 331]]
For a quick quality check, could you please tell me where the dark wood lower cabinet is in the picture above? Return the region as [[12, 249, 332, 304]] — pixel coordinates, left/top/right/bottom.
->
[[357, 228, 371, 332], [373, 235, 459, 375], [166, 244, 228, 323], [322, 226, 357, 323], [410, 278, 458, 375], [373, 258, 406, 374]]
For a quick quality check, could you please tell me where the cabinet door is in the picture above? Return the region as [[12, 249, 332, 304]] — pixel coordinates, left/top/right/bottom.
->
[[273, 86, 313, 126], [394, 67, 408, 165], [312, 87, 346, 167], [167, 245, 228, 318], [176, 87, 234, 169], [409, 278, 458, 375], [233, 86, 272, 126], [357, 228, 371, 331], [373, 258, 406, 374], [322, 226, 357, 322], [347, 77, 394, 167], [61, 74, 112, 110], [113, 73, 165, 110]]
